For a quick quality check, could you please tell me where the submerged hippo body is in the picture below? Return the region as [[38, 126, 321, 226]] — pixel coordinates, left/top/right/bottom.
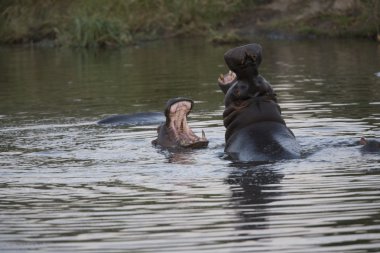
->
[[152, 98, 208, 149], [360, 137, 380, 153], [98, 112, 164, 126], [219, 43, 300, 162]]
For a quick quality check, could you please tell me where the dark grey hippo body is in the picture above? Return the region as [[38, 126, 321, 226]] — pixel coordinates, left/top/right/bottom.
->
[[98, 112, 164, 126], [219, 43, 300, 162], [223, 96, 300, 161], [360, 137, 380, 153]]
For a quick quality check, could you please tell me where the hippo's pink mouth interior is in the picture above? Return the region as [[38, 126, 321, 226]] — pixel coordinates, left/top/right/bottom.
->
[[218, 70, 237, 86], [168, 100, 208, 148]]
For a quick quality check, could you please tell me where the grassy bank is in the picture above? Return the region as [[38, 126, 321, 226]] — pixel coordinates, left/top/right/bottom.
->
[[0, 0, 379, 48], [0, 0, 247, 47], [269, 0, 380, 40]]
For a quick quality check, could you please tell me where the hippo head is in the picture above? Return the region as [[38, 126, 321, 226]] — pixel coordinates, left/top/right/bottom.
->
[[152, 98, 208, 149], [223, 43, 262, 79], [218, 43, 263, 95]]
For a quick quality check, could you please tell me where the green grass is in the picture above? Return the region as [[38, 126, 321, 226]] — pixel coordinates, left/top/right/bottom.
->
[[0, 0, 379, 47], [0, 0, 246, 47]]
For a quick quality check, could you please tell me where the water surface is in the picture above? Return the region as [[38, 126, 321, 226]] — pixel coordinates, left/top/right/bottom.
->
[[1, 38, 380, 252]]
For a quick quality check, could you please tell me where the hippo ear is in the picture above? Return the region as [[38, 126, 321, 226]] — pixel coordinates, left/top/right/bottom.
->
[[359, 137, 367, 145]]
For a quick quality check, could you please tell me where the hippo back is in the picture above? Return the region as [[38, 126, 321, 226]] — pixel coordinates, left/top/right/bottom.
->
[[223, 97, 300, 162], [225, 122, 301, 162]]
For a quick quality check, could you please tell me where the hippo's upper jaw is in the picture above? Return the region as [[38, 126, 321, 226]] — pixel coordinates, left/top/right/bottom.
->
[[153, 98, 208, 149], [223, 43, 262, 79]]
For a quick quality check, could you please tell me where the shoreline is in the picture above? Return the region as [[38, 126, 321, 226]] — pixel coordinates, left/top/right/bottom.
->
[[0, 0, 379, 48]]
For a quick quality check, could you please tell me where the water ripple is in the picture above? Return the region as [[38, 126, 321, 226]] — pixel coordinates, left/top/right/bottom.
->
[[1, 39, 380, 253]]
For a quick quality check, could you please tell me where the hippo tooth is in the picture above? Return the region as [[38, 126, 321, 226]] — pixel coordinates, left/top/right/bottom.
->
[[180, 139, 189, 146], [202, 130, 206, 139], [220, 74, 224, 81]]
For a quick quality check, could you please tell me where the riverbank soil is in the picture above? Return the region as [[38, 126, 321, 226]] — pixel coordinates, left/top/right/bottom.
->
[[227, 0, 380, 41]]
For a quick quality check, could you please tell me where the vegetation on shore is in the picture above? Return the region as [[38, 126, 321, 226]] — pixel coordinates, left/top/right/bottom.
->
[[0, 0, 248, 48], [267, 0, 380, 40], [0, 0, 379, 48]]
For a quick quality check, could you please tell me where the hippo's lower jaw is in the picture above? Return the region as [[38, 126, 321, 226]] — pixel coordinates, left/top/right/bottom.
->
[[153, 98, 208, 149], [218, 71, 237, 94], [168, 100, 208, 148]]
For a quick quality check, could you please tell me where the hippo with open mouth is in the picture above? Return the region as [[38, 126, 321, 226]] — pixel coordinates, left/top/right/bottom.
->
[[152, 98, 208, 149], [218, 43, 301, 162], [218, 43, 276, 102]]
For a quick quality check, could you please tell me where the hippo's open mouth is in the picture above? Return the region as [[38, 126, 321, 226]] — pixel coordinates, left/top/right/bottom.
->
[[218, 70, 237, 86], [218, 70, 237, 94], [165, 98, 208, 148]]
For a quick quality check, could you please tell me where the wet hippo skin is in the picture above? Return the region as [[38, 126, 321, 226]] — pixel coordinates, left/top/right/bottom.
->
[[223, 97, 300, 161], [360, 137, 380, 153], [218, 43, 300, 162]]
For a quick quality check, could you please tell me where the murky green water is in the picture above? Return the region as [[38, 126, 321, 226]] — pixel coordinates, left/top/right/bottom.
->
[[1, 38, 380, 253]]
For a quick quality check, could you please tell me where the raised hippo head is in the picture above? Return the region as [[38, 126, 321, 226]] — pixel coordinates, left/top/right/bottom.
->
[[152, 98, 208, 149], [218, 43, 276, 103], [223, 43, 262, 79], [218, 43, 262, 94]]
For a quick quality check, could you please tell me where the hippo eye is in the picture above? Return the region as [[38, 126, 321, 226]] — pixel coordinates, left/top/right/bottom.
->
[[241, 52, 256, 66], [250, 53, 257, 61]]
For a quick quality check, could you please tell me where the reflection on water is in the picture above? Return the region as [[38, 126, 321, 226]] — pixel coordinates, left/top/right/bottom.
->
[[227, 165, 284, 231], [1, 38, 380, 252]]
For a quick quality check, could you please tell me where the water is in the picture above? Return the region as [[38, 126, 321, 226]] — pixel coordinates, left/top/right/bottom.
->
[[1, 38, 380, 253]]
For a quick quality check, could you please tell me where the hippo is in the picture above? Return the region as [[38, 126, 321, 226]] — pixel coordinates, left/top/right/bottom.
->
[[218, 43, 276, 102], [152, 98, 208, 149], [359, 137, 380, 153], [218, 43, 300, 162]]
